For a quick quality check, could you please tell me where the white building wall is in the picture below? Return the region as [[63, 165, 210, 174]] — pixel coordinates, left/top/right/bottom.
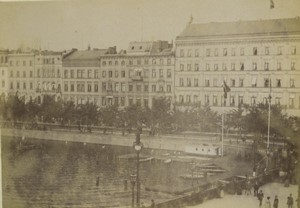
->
[[175, 36, 300, 116]]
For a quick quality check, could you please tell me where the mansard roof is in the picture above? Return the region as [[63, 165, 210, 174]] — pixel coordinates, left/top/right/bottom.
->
[[127, 40, 173, 55], [177, 17, 300, 39]]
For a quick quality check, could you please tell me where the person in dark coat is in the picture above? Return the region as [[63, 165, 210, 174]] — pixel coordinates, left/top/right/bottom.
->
[[254, 181, 259, 196], [273, 195, 279, 208], [287, 194, 294, 208], [258, 190, 264, 207]]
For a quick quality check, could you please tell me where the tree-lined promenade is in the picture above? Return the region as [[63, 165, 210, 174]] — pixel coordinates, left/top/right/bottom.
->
[[0, 94, 299, 144]]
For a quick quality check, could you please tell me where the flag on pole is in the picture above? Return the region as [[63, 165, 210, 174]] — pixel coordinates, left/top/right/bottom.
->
[[270, 0, 275, 9], [223, 81, 231, 99]]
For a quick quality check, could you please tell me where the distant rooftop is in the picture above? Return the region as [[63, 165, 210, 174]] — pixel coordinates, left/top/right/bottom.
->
[[127, 40, 173, 55], [62, 47, 117, 67], [177, 17, 300, 39], [63, 46, 117, 60], [37, 50, 64, 56], [63, 50, 107, 60]]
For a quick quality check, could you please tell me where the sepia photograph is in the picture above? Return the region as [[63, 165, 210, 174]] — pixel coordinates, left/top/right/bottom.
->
[[0, 0, 299, 207]]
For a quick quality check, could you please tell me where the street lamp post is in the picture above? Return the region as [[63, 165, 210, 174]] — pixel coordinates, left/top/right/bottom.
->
[[130, 174, 136, 208], [133, 125, 143, 208]]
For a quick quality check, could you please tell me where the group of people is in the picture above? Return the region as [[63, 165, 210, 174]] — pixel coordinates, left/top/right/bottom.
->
[[257, 190, 294, 208], [240, 177, 295, 208]]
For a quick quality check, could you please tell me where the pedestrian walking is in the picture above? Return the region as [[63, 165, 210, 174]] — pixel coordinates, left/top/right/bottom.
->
[[265, 196, 271, 208], [273, 195, 279, 208], [287, 194, 294, 208], [245, 179, 252, 195], [258, 190, 264, 207], [254, 181, 259, 196]]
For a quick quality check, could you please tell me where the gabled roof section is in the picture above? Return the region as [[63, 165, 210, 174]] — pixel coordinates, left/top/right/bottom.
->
[[127, 41, 153, 54], [177, 18, 300, 38], [63, 49, 108, 60]]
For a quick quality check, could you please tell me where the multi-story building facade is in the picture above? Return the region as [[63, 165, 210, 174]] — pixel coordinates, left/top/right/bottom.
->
[[175, 18, 300, 116], [34, 51, 63, 103], [99, 41, 174, 108], [2, 18, 300, 117], [0, 50, 9, 97], [62, 47, 116, 105], [7, 51, 35, 102]]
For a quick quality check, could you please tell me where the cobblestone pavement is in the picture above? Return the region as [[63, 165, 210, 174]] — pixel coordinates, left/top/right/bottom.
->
[[188, 183, 298, 208]]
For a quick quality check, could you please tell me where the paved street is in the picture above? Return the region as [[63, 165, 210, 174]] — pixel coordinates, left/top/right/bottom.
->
[[188, 183, 298, 208]]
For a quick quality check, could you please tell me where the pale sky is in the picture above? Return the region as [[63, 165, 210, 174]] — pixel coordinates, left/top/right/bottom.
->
[[0, 0, 299, 51]]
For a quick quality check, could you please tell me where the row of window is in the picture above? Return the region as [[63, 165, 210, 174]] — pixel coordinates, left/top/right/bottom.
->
[[64, 69, 99, 79], [179, 61, 296, 71], [8, 57, 62, 66], [9, 60, 33, 67], [67, 95, 172, 107], [36, 57, 61, 64], [63, 82, 172, 93], [63, 69, 173, 79], [10, 69, 61, 78], [9, 81, 62, 92], [179, 46, 297, 57], [130, 69, 172, 79], [36, 82, 61, 91], [10, 70, 34, 78], [37, 69, 61, 78], [67, 95, 154, 107], [10, 82, 34, 90], [178, 78, 295, 88], [178, 94, 298, 108], [64, 83, 98, 93], [102, 58, 172, 67]]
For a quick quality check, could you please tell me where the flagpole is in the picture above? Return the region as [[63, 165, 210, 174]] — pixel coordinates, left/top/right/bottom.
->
[[266, 79, 271, 169], [222, 109, 224, 157], [222, 81, 230, 157]]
